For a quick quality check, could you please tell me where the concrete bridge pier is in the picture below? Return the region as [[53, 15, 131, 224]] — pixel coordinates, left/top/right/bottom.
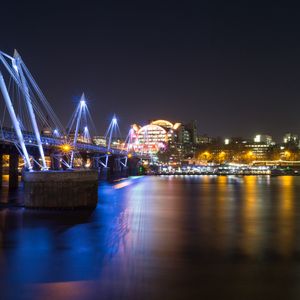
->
[[0, 153, 3, 188], [50, 152, 61, 170], [121, 165, 128, 178], [91, 156, 108, 181], [33, 154, 41, 171], [9, 153, 19, 189], [61, 155, 69, 170], [91, 155, 143, 181], [95, 155, 122, 182], [127, 157, 141, 176], [98, 166, 110, 181], [81, 153, 88, 168], [112, 156, 123, 181], [106, 155, 115, 182], [23, 170, 98, 209]]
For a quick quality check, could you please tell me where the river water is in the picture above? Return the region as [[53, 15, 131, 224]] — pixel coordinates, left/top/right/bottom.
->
[[1, 175, 300, 299]]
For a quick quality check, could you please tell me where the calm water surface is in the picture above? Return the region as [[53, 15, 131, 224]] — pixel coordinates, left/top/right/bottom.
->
[[1, 175, 300, 299]]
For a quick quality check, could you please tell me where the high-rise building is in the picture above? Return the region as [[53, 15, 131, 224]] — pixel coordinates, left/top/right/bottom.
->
[[184, 120, 197, 144]]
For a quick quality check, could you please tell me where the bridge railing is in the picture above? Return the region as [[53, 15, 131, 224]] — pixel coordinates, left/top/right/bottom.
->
[[0, 127, 132, 156]]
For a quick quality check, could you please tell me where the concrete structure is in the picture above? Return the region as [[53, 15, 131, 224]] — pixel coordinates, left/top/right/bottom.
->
[[23, 170, 98, 208]]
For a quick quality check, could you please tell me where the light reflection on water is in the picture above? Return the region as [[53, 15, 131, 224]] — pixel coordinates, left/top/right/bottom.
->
[[1, 175, 300, 299]]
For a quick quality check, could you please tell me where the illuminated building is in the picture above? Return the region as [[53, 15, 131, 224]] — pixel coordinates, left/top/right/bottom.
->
[[130, 120, 181, 154], [92, 135, 106, 147], [177, 121, 197, 145], [224, 138, 230, 145], [254, 134, 273, 145], [184, 120, 197, 144], [245, 143, 271, 160], [197, 134, 212, 144], [92, 136, 124, 149], [111, 138, 125, 149], [151, 119, 179, 129], [244, 134, 273, 159], [41, 125, 52, 137], [68, 130, 91, 143], [130, 119, 198, 159], [135, 124, 167, 153], [283, 133, 299, 145]]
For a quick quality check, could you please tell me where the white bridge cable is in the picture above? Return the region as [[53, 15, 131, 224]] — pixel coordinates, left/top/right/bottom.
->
[[0, 71, 32, 169], [19, 59, 65, 135], [67, 93, 91, 168], [122, 129, 134, 154], [84, 105, 98, 137], [104, 115, 123, 151], [66, 102, 81, 136], [0, 49, 71, 170], [16, 65, 63, 136], [0, 51, 64, 136]]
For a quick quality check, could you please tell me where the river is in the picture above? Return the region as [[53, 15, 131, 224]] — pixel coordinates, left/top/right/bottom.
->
[[1, 175, 300, 299]]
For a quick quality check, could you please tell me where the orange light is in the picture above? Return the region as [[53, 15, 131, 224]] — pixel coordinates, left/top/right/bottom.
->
[[60, 144, 72, 153], [127, 153, 132, 158]]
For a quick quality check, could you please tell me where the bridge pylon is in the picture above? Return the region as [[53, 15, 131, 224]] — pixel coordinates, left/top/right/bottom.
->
[[12, 50, 48, 170], [0, 49, 65, 171]]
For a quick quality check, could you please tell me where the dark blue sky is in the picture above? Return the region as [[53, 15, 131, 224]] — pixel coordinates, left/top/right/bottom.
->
[[1, 0, 300, 140]]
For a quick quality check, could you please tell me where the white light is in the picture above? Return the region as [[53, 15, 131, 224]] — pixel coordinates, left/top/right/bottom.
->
[[254, 135, 261, 143], [112, 117, 117, 124], [84, 126, 88, 132], [12, 59, 19, 74], [80, 100, 86, 107]]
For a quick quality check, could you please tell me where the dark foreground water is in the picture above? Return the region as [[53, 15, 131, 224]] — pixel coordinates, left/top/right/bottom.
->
[[1, 175, 300, 299]]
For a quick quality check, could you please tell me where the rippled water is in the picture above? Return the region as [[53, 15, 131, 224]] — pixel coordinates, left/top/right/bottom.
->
[[1, 175, 300, 299]]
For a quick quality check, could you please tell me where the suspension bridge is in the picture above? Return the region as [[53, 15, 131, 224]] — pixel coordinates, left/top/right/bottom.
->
[[0, 49, 144, 208]]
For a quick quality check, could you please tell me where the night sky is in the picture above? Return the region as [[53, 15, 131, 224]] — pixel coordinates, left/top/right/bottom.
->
[[1, 1, 300, 140]]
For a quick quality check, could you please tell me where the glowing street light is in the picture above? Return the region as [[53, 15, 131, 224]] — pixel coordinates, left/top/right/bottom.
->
[[53, 129, 59, 137], [59, 143, 72, 153], [284, 151, 291, 159]]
